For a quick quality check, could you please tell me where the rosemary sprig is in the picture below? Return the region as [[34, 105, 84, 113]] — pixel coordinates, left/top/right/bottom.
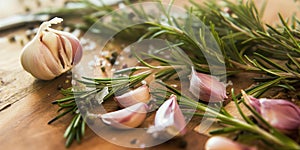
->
[[49, 71, 151, 147], [190, 0, 300, 75]]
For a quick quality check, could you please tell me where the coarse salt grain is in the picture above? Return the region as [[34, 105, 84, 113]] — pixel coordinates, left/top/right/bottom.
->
[[141, 80, 147, 85], [139, 144, 146, 148], [100, 51, 110, 57], [71, 29, 81, 37], [171, 84, 178, 88], [114, 61, 120, 65], [123, 47, 131, 53]]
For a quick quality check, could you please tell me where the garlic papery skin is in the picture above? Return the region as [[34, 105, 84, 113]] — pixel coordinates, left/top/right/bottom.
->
[[189, 67, 227, 102], [147, 95, 186, 140], [100, 102, 148, 129], [242, 91, 300, 134], [20, 17, 82, 80], [114, 85, 151, 108], [205, 136, 257, 150]]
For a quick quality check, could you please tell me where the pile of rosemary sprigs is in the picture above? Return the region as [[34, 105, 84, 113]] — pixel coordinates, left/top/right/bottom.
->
[[45, 0, 300, 148]]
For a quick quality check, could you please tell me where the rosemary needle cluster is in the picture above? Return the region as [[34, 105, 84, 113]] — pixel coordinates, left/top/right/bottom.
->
[[190, 0, 300, 97], [49, 71, 151, 147], [47, 0, 300, 148]]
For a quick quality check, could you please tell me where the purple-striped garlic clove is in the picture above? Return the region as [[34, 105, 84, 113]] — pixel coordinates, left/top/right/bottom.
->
[[114, 85, 151, 108], [189, 67, 227, 102], [100, 102, 148, 129], [242, 91, 300, 134], [205, 136, 257, 150], [147, 95, 187, 139], [20, 17, 82, 80]]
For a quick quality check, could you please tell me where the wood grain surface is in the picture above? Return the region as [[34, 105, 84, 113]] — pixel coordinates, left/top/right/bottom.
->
[[0, 0, 299, 150]]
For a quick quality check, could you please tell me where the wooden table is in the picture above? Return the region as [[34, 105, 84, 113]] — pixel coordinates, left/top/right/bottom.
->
[[0, 0, 298, 150]]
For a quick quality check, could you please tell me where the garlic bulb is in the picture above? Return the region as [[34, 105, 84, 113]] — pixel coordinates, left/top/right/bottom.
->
[[20, 17, 82, 80], [114, 85, 151, 108], [100, 102, 148, 129]]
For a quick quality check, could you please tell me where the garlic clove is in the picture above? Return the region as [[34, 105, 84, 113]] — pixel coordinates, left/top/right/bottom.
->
[[21, 42, 58, 80], [100, 102, 148, 129], [41, 31, 60, 62], [147, 95, 186, 140], [20, 17, 82, 80], [43, 32, 70, 74], [205, 136, 257, 150], [60, 35, 74, 65], [47, 27, 82, 64], [242, 90, 300, 134], [114, 85, 151, 108], [189, 67, 227, 102]]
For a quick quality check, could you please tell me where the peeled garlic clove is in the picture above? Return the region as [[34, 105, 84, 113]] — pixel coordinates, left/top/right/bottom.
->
[[20, 17, 82, 80], [114, 85, 151, 108], [242, 91, 300, 134], [100, 102, 148, 129], [189, 67, 227, 102], [147, 95, 186, 139], [205, 136, 257, 150]]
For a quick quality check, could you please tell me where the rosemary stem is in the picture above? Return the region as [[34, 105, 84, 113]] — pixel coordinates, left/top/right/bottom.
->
[[156, 65, 184, 70], [228, 59, 260, 71]]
